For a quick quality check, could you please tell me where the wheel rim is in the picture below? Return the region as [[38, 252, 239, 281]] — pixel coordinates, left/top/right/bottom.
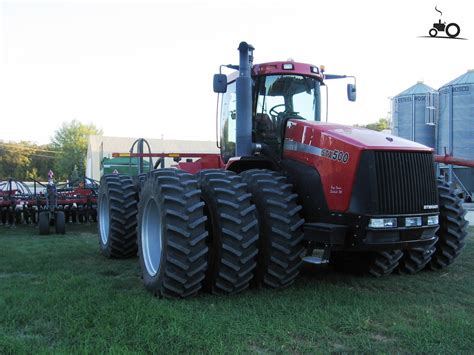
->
[[99, 194, 110, 245], [142, 198, 162, 277]]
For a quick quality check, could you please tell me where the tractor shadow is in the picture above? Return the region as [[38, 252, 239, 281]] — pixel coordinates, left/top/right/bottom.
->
[[418, 36, 468, 40], [300, 262, 345, 282]]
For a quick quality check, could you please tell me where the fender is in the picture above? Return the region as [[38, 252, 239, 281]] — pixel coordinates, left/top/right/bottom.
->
[[225, 156, 277, 173], [281, 158, 328, 222]]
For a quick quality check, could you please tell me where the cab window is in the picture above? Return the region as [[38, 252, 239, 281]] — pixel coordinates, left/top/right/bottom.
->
[[220, 81, 236, 162]]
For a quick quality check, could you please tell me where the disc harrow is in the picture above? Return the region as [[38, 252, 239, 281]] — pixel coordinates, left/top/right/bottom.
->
[[0, 177, 99, 226]]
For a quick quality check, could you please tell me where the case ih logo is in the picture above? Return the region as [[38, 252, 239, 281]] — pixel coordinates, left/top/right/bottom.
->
[[419, 6, 467, 40], [321, 148, 350, 164]]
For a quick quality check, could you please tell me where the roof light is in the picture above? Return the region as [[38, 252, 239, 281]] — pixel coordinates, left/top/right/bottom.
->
[[311, 66, 319, 74], [282, 63, 294, 70]]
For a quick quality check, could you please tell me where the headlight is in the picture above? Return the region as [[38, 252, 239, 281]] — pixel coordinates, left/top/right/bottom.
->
[[369, 218, 397, 228], [427, 215, 439, 226], [405, 216, 422, 227]]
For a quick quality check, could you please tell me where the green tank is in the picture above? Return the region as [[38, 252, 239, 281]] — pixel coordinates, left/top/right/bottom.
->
[[101, 157, 152, 176]]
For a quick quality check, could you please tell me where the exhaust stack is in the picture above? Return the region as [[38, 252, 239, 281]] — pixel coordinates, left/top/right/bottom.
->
[[236, 41, 254, 157]]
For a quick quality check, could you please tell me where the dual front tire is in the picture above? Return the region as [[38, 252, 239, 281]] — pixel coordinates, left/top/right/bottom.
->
[[136, 169, 304, 297], [137, 169, 208, 298], [197, 170, 259, 295], [97, 169, 306, 298]]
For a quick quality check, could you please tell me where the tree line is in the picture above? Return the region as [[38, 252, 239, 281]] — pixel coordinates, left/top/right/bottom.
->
[[0, 120, 102, 181], [1, 117, 390, 181], [356, 118, 390, 132]]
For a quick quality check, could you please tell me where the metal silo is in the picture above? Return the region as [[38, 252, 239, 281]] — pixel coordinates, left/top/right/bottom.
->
[[392, 82, 436, 148], [438, 69, 474, 199]]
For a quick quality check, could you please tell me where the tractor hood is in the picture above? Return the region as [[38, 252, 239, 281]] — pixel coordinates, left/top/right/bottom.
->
[[285, 120, 433, 152], [283, 119, 434, 212]]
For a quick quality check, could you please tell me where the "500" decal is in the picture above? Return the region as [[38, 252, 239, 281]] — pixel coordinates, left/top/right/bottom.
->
[[320, 148, 350, 164]]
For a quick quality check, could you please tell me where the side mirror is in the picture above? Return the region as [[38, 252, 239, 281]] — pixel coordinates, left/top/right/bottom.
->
[[213, 74, 227, 93], [347, 83, 356, 102]]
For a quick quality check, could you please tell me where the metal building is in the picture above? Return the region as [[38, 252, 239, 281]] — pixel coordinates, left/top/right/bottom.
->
[[86, 135, 218, 181], [437, 70, 474, 198], [391, 81, 436, 148]]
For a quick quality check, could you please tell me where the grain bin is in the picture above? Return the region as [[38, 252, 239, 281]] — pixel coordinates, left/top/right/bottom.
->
[[392, 82, 436, 148], [438, 69, 474, 198]]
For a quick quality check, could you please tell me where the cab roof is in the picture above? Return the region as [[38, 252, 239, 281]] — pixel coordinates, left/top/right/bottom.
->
[[227, 61, 324, 83]]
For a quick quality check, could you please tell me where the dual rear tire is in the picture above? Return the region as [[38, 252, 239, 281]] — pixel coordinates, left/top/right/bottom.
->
[[98, 174, 138, 258], [427, 179, 467, 269]]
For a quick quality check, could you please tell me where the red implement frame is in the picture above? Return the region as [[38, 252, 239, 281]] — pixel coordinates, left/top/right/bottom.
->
[[434, 155, 474, 168], [111, 152, 223, 174]]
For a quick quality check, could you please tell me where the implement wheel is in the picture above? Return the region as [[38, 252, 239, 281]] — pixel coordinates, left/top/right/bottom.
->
[[137, 169, 208, 298], [39, 211, 50, 235], [23, 207, 30, 224], [198, 170, 259, 295], [31, 209, 37, 224], [241, 169, 305, 288], [1, 207, 6, 224], [427, 179, 468, 270], [78, 207, 85, 223], [98, 174, 138, 258], [15, 209, 22, 224], [7, 206, 14, 225], [55, 211, 66, 234], [71, 208, 77, 223]]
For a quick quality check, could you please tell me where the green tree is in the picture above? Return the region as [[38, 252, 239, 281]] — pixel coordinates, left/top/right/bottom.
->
[[0, 143, 31, 179], [26, 142, 56, 180], [0, 141, 57, 181], [358, 118, 390, 132], [51, 120, 102, 179]]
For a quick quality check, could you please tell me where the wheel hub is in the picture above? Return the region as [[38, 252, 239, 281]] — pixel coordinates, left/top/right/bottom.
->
[[99, 195, 110, 245], [142, 198, 163, 277]]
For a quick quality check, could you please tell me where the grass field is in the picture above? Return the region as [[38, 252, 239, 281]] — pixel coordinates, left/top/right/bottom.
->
[[0, 224, 473, 354]]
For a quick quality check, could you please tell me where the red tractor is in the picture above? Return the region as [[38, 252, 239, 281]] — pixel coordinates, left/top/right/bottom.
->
[[97, 42, 467, 298]]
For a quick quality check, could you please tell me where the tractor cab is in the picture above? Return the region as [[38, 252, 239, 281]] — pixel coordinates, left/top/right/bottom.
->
[[219, 64, 324, 162], [215, 53, 355, 163], [253, 74, 321, 154]]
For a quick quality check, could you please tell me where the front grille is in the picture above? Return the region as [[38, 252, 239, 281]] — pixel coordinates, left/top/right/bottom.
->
[[374, 151, 438, 214]]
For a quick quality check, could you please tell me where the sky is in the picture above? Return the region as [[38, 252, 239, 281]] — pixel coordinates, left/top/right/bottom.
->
[[0, 0, 473, 144]]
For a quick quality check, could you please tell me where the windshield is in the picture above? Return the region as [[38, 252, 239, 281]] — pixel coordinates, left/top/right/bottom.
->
[[253, 74, 321, 152], [255, 74, 321, 122]]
